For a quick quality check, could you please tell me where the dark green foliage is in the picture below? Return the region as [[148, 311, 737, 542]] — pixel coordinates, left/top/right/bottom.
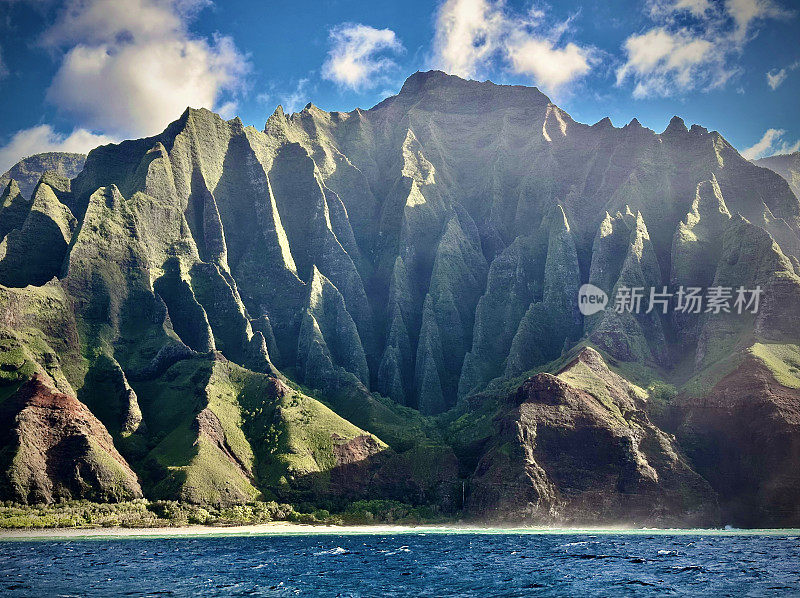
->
[[0, 499, 311, 528]]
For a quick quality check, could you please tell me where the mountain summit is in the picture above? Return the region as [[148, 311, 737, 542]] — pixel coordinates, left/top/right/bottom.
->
[[1, 72, 799, 526]]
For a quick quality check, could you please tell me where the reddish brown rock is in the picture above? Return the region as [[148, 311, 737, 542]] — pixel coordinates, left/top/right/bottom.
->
[[468, 349, 718, 526], [0, 375, 142, 503], [677, 357, 800, 527]]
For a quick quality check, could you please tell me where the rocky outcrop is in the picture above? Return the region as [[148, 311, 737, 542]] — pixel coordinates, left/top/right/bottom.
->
[[695, 215, 796, 369], [0, 180, 77, 287], [0, 375, 142, 504], [0, 180, 31, 242], [79, 355, 144, 438], [676, 355, 800, 526], [504, 206, 581, 378], [469, 348, 717, 525], [670, 177, 732, 343], [297, 266, 369, 390], [414, 212, 486, 413], [458, 234, 542, 398], [587, 210, 667, 364], [189, 261, 272, 373]]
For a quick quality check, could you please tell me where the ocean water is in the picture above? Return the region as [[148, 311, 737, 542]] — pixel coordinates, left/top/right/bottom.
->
[[2, 531, 800, 596]]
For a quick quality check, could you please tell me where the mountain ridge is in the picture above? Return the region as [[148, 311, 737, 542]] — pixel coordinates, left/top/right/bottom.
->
[[1, 71, 799, 526], [1, 152, 86, 200]]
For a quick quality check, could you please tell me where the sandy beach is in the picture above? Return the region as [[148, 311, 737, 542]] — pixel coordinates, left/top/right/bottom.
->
[[1, 523, 797, 540], [0, 522, 452, 540]]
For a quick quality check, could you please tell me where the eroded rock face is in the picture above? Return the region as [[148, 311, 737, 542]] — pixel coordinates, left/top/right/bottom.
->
[[468, 349, 718, 526], [0, 375, 142, 504], [0, 180, 77, 287], [677, 357, 800, 527], [0, 72, 798, 521], [22, 71, 793, 418]]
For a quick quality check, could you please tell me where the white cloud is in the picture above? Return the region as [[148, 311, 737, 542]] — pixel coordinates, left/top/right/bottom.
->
[[0, 125, 114, 173], [41, 0, 249, 138], [616, 28, 725, 98], [617, 0, 791, 97], [649, 0, 713, 18], [767, 68, 788, 89], [215, 101, 238, 120], [322, 23, 404, 90], [41, 0, 208, 47], [725, 0, 790, 41], [432, 0, 505, 79], [742, 128, 800, 160], [767, 60, 799, 90], [673, 0, 712, 17], [431, 0, 593, 93], [505, 31, 592, 92]]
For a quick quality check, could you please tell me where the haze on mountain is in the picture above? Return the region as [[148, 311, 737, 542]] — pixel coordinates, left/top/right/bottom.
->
[[1, 71, 799, 527], [0, 153, 86, 200], [757, 151, 800, 199]]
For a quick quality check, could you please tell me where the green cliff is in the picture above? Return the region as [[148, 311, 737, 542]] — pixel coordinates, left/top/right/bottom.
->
[[0, 72, 799, 526]]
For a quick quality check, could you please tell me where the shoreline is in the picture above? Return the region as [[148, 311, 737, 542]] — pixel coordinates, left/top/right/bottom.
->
[[1, 523, 798, 540]]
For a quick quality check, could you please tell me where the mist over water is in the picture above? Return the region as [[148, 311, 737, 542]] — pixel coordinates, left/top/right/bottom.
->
[[2, 532, 799, 596]]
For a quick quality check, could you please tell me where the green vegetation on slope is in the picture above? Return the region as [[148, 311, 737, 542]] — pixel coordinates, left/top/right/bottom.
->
[[749, 342, 800, 389]]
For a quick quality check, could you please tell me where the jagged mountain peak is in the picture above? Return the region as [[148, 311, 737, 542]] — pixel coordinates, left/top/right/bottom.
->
[[663, 115, 688, 135], [2, 70, 800, 525], [398, 69, 467, 94], [392, 70, 551, 110], [168, 106, 249, 138], [1, 178, 22, 202], [592, 116, 615, 129]]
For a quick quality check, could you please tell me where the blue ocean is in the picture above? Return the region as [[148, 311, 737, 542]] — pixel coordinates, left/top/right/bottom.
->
[[2, 531, 799, 596]]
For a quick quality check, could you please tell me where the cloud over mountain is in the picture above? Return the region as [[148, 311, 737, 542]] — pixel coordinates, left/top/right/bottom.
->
[[322, 23, 404, 90], [0, 0, 249, 174], [742, 128, 800, 159], [42, 0, 250, 138], [431, 0, 593, 93], [0, 125, 113, 173]]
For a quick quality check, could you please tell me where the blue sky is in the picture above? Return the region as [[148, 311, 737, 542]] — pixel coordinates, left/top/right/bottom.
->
[[0, 0, 798, 172]]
